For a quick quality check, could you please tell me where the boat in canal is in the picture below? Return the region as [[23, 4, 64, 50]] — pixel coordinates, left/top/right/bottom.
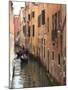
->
[[20, 54, 28, 63]]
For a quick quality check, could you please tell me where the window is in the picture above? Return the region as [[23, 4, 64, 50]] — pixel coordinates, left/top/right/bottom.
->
[[58, 54, 60, 64], [47, 18, 49, 32], [38, 15, 41, 27], [48, 50, 49, 58], [54, 13, 57, 30], [23, 17, 26, 22], [41, 10, 45, 25], [52, 15, 54, 31], [28, 14, 30, 21], [48, 50, 49, 72], [32, 25, 35, 37], [52, 11, 61, 31], [32, 11, 35, 18], [58, 11, 61, 29], [52, 52, 54, 60], [41, 38, 43, 46], [28, 26, 30, 37], [60, 34, 63, 54], [44, 46, 45, 58], [52, 11, 61, 46], [44, 39, 45, 45], [52, 12, 58, 42], [52, 29, 57, 42], [52, 13, 57, 30], [23, 25, 26, 36], [44, 39, 45, 58]]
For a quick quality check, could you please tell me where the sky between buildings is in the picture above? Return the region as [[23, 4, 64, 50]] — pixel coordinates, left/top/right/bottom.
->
[[12, 0, 66, 15], [13, 1, 25, 15]]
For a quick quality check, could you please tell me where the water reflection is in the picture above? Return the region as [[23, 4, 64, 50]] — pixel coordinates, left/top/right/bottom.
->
[[12, 57, 53, 88], [13, 76, 23, 88]]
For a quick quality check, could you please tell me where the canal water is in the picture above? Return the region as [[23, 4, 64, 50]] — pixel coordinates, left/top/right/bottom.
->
[[12, 55, 54, 88]]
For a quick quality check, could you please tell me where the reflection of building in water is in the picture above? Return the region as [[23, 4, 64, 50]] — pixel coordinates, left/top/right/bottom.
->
[[9, 1, 14, 88]]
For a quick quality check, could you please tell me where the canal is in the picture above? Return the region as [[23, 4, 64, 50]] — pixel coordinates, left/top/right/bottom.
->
[[11, 54, 58, 89]]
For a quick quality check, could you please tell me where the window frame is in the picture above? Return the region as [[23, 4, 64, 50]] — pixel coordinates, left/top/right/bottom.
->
[[41, 10, 45, 25], [32, 25, 35, 37]]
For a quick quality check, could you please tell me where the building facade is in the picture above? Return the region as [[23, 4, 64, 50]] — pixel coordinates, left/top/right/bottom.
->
[[37, 3, 66, 85], [14, 15, 20, 42], [19, 7, 26, 47]]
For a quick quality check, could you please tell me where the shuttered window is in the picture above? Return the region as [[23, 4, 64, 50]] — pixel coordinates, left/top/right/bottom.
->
[[41, 10, 45, 25], [32, 25, 35, 37]]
